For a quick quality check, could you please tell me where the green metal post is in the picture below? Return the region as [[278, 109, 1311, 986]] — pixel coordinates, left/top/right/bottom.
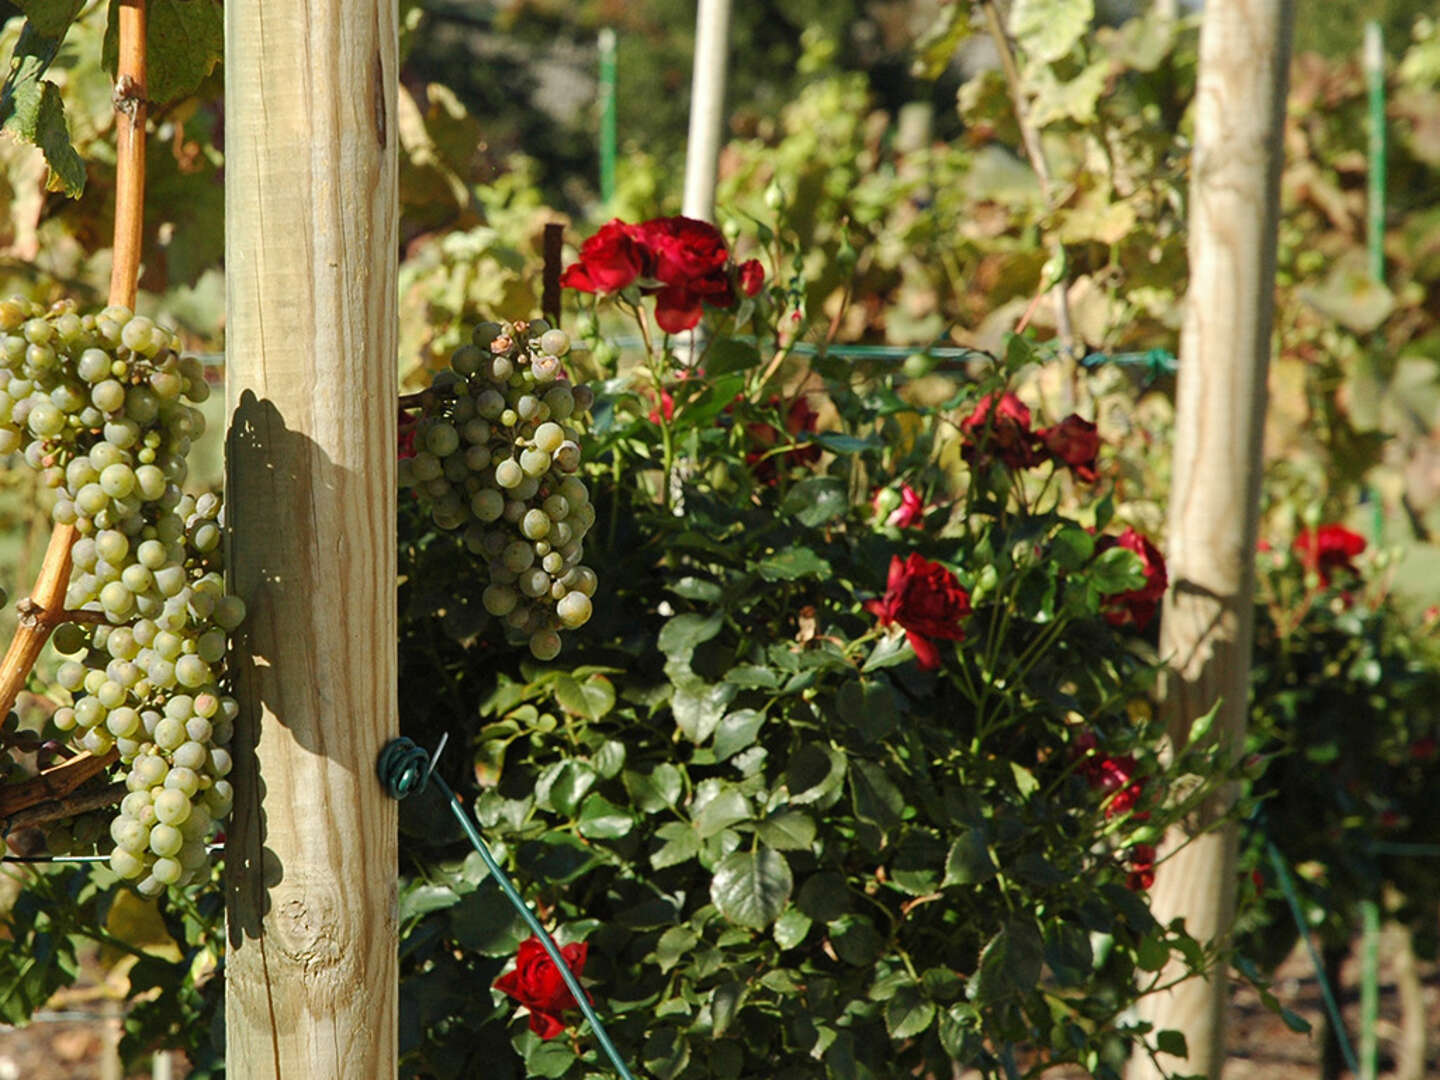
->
[[1365, 21, 1386, 285], [1359, 32, 1386, 1079], [1359, 897, 1380, 1080], [598, 27, 617, 203]]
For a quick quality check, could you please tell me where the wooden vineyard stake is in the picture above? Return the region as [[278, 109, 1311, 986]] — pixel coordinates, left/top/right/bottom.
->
[[222, 1, 400, 1074]]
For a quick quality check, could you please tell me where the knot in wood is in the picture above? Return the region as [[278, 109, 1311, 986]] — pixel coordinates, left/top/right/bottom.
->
[[275, 892, 346, 974]]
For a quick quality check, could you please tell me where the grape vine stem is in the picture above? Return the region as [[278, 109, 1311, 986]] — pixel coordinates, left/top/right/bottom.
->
[[0, 1, 147, 814]]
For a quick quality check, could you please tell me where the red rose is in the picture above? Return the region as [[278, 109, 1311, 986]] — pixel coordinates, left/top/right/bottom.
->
[[746, 395, 821, 484], [864, 553, 972, 670], [634, 216, 729, 288], [738, 258, 765, 297], [1037, 414, 1100, 483], [397, 408, 418, 461], [1410, 737, 1437, 761], [1292, 524, 1365, 586], [872, 483, 924, 529], [1095, 527, 1168, 630], [493, 935, 589, 1040], [559, 220, 649, 293], [960, 392, 1042, 470], [1076, 745, 1147, 820], [652, 285, 710, 334], [646, 387, 675, 425], [1126, 844, 1157, 892]]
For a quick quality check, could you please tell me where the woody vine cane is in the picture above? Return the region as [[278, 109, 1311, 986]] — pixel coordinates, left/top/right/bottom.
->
[[0, 0, 243, 902], [0, 0, 148, 825]]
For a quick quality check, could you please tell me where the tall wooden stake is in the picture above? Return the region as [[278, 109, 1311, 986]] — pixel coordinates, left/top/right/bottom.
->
[[223, 2, 399, 1076], [1128, 3, 1294, 1078]]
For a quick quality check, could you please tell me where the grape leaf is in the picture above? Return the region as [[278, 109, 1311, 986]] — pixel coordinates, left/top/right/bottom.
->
[[1008, 0, 1093, 63], [17, 0, 86, 39], [0, 16, 87, 197], [103, 0, 222, 106]]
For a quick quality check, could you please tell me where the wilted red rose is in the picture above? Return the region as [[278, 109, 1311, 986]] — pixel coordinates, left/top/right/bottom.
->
[[559, 220, 649, 293], [738, 258, 765, 297], [864, 553, 972, 670], [1095, 527, 1168, 630], [493, 935, 589, 1040], [1292, 524, 1366, 586], [1126, 844, 1157, 892], [873, 483, 924, 529], [960, 392, 1042, 470], [746, 395, 821, 484], [1037, 414, 1100, 483]]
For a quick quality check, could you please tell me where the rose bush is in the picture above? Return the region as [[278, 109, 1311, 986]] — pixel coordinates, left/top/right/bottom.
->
[[384, 224, 1264, 1080]]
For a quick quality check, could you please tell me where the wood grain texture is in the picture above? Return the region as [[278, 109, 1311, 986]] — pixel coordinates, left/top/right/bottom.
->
[[222, 2, 399, 1076], [1127, 3, 1294, 1079]]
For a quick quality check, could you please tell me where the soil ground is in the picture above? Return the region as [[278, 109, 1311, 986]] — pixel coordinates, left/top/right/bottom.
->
[[0, 935, 1435, 1079]]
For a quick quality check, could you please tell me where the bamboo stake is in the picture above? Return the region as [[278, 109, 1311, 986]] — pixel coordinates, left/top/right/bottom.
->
[[1127, 2, 1295, 1078]]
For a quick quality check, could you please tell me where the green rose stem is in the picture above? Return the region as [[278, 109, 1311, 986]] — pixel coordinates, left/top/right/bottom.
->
[[629, 299, 678, 515]]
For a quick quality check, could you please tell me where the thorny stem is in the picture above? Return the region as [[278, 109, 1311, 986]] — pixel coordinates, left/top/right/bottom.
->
[[0, 1, 147, 803]]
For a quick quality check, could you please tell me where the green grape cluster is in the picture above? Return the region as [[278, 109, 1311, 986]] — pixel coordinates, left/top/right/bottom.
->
[[398, 319, 598, 660], [0, 297, 243, 895]]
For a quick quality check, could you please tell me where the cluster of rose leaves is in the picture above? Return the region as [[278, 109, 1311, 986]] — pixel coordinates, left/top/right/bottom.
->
[[489, 224, 1176, 1041]]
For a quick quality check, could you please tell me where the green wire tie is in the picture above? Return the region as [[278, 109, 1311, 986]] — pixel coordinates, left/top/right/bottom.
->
[[377, 736, 639, 1080]]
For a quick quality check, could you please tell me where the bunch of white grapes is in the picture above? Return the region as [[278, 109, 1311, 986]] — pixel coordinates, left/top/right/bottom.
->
[[0, 297, 244, 895], [398, 319, 598, 660]]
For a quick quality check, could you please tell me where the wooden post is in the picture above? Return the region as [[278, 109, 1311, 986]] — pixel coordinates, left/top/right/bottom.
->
[[681, 0, 732, 221], [1128, 3, 1294, 1078], [222, 2, 399, 1077]]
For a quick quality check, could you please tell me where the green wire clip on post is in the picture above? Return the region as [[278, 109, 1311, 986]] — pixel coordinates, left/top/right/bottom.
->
[[378, 737, 639, 1080]]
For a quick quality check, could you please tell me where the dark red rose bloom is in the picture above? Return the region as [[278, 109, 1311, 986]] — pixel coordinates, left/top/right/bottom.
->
[[864, 553, 972, 670], [646, 387, 675, 425], [1410, 736, 1437, 761], [1094, 527, 1168, 630], [493, 935, 589, 1040], [559, 220, 649, 294], [1076, 743, 1147, 820], [652, 284, 721, 334], [960, 392, 1043, 470], [746, 395, 821, 484], [873, 483, 924, 529], [738, 258, 765, 297], [1037, 414, 1100, 483], [1126, 844, 1157, 892], [1292, 524, 1366, 586], [634, 216, 729, 287]]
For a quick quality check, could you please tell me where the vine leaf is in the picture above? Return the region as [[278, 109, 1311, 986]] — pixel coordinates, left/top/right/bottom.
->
[[102, 0, 222, 106], [0, 5, 88, 197], [17, 0, 86, 39], [1008, 0, 1093, 63]]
